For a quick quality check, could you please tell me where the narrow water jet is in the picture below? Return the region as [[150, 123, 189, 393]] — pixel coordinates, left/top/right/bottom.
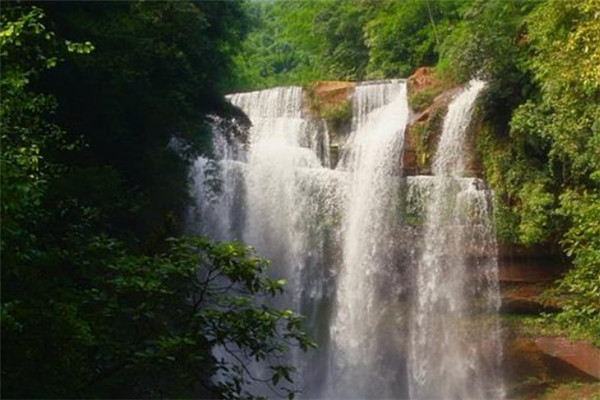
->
[[408, 80, 504, 400]]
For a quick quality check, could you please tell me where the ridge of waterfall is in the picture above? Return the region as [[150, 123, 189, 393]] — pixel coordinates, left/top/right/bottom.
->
[[408, 80, 504, 400]]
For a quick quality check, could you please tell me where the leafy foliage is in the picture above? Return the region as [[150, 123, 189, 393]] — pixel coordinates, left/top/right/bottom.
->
[[552, 189, 600, 346], [232, 0, 464, 88], [232, 1, 325, 89], [3, 233, 314, 398], [34, 1, 248, 246], [1, 3, 313, 399], [365, 1, 462, 79], [469, 0, 600, 344], [313, 1, 370, 81]]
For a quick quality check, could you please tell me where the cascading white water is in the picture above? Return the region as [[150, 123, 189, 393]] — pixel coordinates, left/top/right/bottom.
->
[[229, 87, 340, 313], [191, 87, 342, 318], [190, 87, 345, 394], [326, 80, 409, 399], [188, 114, 247, 241], [190, 79, 503, 399], [408, 80, 504, 400]]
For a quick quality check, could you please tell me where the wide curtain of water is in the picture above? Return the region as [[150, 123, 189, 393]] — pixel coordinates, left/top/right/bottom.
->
[[189, 80, 503, 400]]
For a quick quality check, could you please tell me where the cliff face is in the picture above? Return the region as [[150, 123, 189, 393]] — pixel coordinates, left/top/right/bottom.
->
[[303, 69, 482, 175], [306, 81, 355, 111], [304, 81, 354, 168], [404, 87, 458, 175]]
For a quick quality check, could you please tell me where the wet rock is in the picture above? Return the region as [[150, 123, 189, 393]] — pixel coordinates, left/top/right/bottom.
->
[[534, 337, 600, 380], [497, 244, 565, 283], [503, 333, 599, 399], [504, 336, 599, 398], [305, 80, 355, 117], [404, 84, 460, 175]]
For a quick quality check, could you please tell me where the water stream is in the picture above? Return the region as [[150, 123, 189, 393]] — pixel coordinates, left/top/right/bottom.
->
[[326, 80, 409, 398], [189, 80, 503, 399], [407, 80, 504, 400]]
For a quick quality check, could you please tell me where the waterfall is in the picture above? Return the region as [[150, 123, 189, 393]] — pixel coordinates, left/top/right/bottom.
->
[[190, 87, 344, 394], [326, 80, 409, 399], [191, 87, 342, 318], [190, 79, 503, 399], [408, 80, 504, 400], [228, 87, 340, 312]]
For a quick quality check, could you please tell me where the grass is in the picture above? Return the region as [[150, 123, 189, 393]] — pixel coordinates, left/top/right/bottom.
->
[[408, 85, 446, 113], [502, 314, 568, 337], [538, 382, 600, 400]]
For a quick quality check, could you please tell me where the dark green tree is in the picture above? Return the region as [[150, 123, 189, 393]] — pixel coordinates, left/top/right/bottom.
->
[[1, 4, 314, 398], [36, 1, 248, 247]]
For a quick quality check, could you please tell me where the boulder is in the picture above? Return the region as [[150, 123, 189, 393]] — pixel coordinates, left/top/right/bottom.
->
[[407, 66, 436, 93]]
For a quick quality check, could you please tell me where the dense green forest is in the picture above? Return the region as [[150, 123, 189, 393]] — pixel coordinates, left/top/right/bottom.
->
[[1, 0, 599, 399], [1, 3, 311, 398]]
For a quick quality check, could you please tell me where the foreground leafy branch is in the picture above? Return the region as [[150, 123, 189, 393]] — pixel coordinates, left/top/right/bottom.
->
[[80, 236, 315, 399]]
